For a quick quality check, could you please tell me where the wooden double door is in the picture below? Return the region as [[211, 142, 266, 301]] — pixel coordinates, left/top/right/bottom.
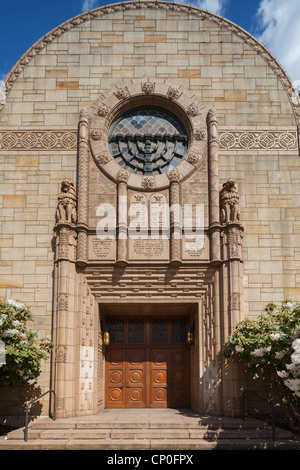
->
[[105, 317, 190, 408]]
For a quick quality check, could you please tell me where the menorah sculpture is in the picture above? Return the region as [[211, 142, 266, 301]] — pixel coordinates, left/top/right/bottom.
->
[[109, 132, 188, 175]]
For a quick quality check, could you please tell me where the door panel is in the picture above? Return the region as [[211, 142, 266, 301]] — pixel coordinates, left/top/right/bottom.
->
[[150, 349, 168, 408], [106, 349, 125, 408], [126, 349, 146, 407], [105, 317, 191, 408]]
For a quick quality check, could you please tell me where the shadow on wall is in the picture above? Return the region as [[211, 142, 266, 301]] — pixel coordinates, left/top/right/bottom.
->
[[0, 384, 44, 428]]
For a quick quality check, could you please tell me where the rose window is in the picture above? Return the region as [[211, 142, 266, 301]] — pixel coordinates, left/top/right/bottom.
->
[[108, 107, 188, 175]]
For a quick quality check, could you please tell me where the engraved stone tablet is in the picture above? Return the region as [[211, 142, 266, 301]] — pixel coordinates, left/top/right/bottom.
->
[[88, 236, 116, 261]]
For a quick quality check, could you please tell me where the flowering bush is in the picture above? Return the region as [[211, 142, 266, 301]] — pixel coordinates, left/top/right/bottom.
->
[[223, 300, 300, 428], [0, 298, 52, 385]]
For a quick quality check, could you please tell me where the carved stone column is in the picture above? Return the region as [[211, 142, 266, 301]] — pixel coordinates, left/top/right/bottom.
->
[[77, 107, 90, 267], [53, 180, 78, 418], [219, 178, 245, 416], [207, 108, 221, 264], [168, 168, 182, 266], [116, 169, 129, 266]]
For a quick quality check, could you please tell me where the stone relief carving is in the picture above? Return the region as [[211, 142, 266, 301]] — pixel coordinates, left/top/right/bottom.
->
[[116, 169, 130, 183], [0, 130, 77, 150], [142, 81, 155, 94], [114, 87, 129, 100], [186, 152, 200, 166], [0, 129, 297, 151], [166, 86, 181, 100], [56, 179, 77, 224], [194, 128, 207, 141], [186, 104, 199, 117], [96, 152, 110, 165], [219, 130, 298, 150], [220, 178, 240, 225], [97, 105, 110, 117], [90, 129, 102, 141], [168, 168, 181, 183], [142, 176, 155, 189]]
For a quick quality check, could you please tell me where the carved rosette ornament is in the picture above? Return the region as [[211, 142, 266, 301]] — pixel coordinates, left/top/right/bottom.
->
[[97, 105, 110, 117], [142, 176, 155, 190], [186, 152, 200, 166], [96, 152, 110, 165], [186, 104, 199, 117], [114, 87, 129, 101], [194, 128, 207, 141], [90, 129, 102, 141], [166, 86, 181, 100], [142, 82, 155, 94]]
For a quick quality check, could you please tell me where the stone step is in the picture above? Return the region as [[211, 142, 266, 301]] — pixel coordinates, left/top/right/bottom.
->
[[1, 437, 299, 451], [1, 412, 299, 450], [5, 423, 294, 441]]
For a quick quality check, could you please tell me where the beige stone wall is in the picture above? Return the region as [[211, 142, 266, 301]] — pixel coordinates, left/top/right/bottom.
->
[[0, 2, 299, 415]]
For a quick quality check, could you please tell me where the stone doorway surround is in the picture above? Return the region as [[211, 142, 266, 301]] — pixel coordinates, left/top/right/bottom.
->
[[52, 79, 245, 420]]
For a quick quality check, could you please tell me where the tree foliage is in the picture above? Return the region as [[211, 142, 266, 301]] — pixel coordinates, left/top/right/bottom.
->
[[223, 300, 300, 428], [0, 299, 53, 385]]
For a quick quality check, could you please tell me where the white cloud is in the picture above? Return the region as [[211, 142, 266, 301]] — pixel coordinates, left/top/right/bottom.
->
[[181, 0, 229, 16], [255, 0, 300, 82], [81, 0, 98, 13]]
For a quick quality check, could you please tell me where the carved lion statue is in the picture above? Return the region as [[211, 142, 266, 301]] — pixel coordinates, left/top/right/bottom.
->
[[220, 178, 240, 224], [56, 179, 77, 224]]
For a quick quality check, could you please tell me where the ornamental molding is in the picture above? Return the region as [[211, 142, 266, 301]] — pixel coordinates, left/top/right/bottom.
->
[[0, 129, 77, 151], [0, 127, 297, 152], [0, 1, 299, 128], [218, 128, 298, 151]]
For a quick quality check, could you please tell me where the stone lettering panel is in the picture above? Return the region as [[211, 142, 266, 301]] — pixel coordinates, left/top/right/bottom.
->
[[88, 236, 116, 261]]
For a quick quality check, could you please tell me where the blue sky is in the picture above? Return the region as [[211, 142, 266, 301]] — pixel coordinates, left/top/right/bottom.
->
[[0, 0, 299, 87]]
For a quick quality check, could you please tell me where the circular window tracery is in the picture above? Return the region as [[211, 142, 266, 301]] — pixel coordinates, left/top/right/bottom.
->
[[108, 107, 188, 176]]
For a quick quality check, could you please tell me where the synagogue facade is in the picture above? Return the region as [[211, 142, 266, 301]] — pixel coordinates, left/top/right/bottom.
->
[[0, 1, 299, 421]]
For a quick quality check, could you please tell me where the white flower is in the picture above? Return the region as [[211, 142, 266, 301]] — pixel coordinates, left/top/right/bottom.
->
[[270, 333, 281, 340], [6, 299, 26, 310], [292, 339, 300, 353], [284, 378, 300, 392], [291, 352, 300, 365], [275, 350, 287, 359], [277, 370, 288, 379], [285, 301, 293, 310], [292, 327, 300, 339], [3, 328, 20, 336], [254, 348, 265, 357], [254, 346, 271, 357], [12, 320, 21, 327], [235, 345, 244, 353]]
